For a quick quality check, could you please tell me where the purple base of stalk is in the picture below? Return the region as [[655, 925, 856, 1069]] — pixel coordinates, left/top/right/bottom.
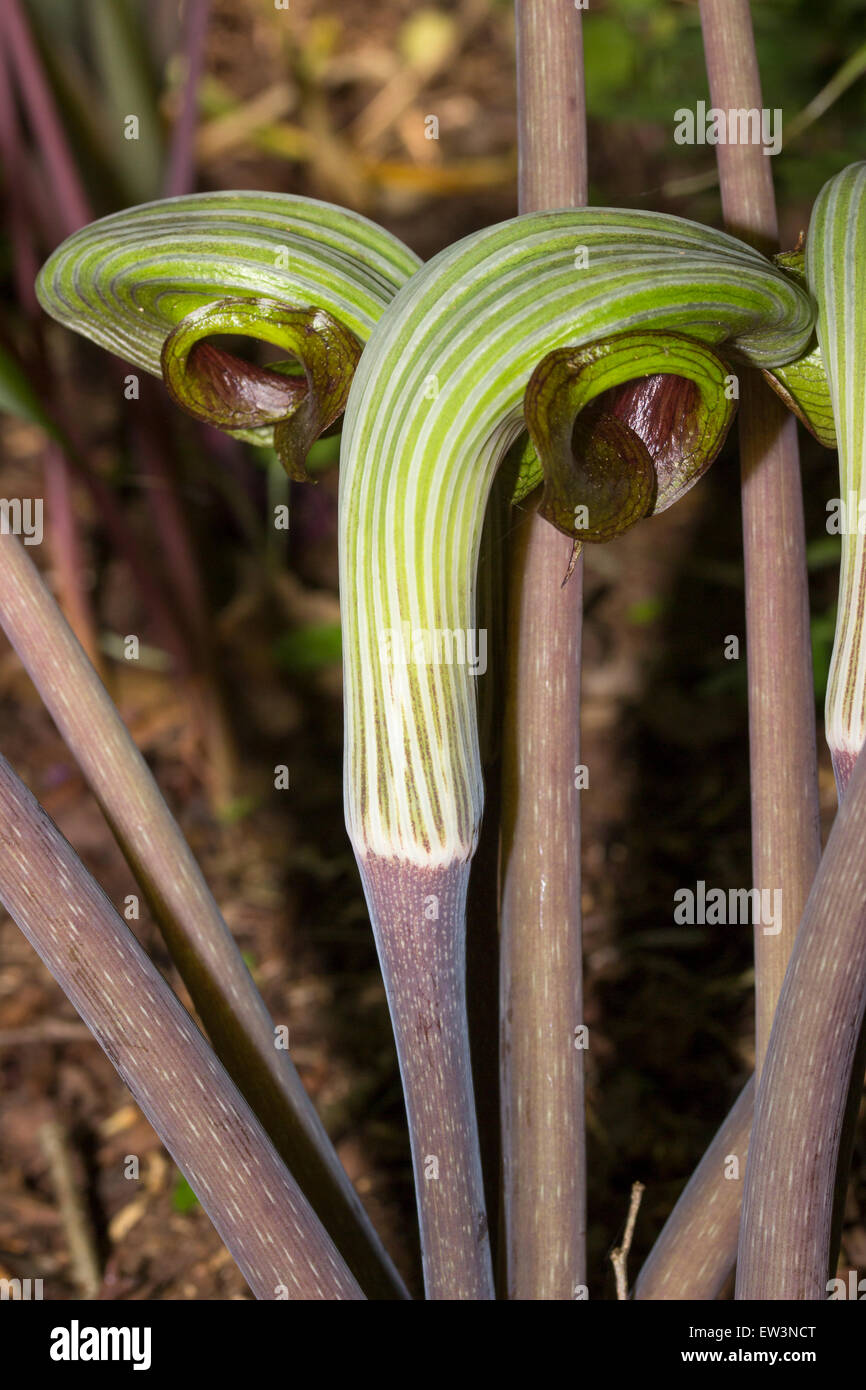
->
[[831, 748, 857, 800], [0, 533, 406, 1299], [358, 854, 495, 1300], [0, 755, 363, 1300], [736, 743, 866, 1298]]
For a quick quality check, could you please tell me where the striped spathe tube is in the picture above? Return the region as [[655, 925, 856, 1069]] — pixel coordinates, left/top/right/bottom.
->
[[340, 205, 815, 868], [807, 162, 866, 796], [338, 202, 815, 1298]]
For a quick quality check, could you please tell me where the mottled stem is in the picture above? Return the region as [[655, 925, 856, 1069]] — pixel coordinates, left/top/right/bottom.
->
[[700, 0, 820, 1076], [0, 532, 406, 1300], [737, 744, 866, 1298], [632, 0, 822, 1303], [360, 857, 494, 1300], [500, 0, 587, 1300], [0, 755, 363, 1300], [1, 0, 90, 231], [736, 391, 820, 1071], [42, 441, 101, 669]]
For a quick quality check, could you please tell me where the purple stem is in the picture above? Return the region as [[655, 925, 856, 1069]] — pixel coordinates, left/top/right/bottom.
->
[[163, 0, 211, 198], [0, 752, 363, 1300], [499, 0, 587, 1300], [1, 0, 90, 233]]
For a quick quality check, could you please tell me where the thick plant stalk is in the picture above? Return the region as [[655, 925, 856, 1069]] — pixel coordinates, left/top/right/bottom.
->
[[42, 440, 100, 667], [33, 191, 422, 1297], [499, 0, 587, 1301], [738, 160, 866, 1297], [0, 754, 363, 1301], [35, 181, 820, 1304], [361, 858, 491, 1298], [0, 531, 406, 1300], [340, 208, 813, 1300], [634, 0, 822, 1303], [807, 163, 866, 1272], [736, 744, 866, 1298], [700, 0, 821, 1075], [639, 173, 866, 1303], [702, 0, 820, 1300]]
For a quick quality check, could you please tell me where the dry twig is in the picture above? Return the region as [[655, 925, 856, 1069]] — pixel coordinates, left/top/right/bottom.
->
[[611, 1182, 645, 1302]]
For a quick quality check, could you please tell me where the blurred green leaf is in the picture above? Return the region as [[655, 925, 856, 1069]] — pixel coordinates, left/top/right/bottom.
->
[[171, 1172, 199, 1213], [697, 663, 748, 699], [256, 433, 341, 479], [583, 16, 637, 115], [86, 0, 163, 202], [305, 432, 341, 473], [811, 606, 837, 701], [0, 345, 60, 438], [274, 622, 342, 673], [806, 534, 842, 571], [217, 795, 259, 826], [626, 595, 666, 626]]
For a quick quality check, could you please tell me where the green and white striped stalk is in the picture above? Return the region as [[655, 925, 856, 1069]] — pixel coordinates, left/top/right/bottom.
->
[[33, 191, 419, 1299], [340, 208, 814, 864], [339, 207, 815, 1297], [36, 190, 821, 1301], [806, 163, 866, 795]]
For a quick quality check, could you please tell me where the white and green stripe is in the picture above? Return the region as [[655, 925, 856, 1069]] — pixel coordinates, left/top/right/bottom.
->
[[35, 190, 421, 448], [807, 163, 866, 791], [340, 206, 816, 866], [34, 193, 820, 859]]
